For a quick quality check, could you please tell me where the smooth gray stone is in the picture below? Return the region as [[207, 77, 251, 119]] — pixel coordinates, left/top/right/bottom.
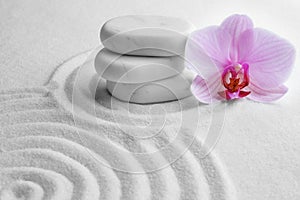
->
[[106, 69, 195, 104], [100, 15, 195, 56], [94, 48, 185, 84]]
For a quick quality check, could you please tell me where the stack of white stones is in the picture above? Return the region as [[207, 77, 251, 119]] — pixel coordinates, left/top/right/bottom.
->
[[95, 15, 195, 104]]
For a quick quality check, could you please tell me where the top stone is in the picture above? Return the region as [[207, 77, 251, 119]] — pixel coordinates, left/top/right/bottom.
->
[[100, 15, 195, 56]]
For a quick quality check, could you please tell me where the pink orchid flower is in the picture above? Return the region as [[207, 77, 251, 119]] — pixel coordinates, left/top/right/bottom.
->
[[185, 14, 296, 103]]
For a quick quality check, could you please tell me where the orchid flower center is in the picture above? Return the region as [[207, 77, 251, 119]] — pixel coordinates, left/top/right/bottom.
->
[[220, 63, 251, 100]]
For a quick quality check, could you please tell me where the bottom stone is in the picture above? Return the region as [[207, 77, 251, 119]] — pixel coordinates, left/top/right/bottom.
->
[[106, 69, 195, 104]]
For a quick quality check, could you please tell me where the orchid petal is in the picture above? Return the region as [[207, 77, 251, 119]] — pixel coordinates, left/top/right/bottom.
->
[[248, 83, 288, 102], [238, 28, 296, 88], [220, 14, 254, 40], [185, 26, 231, 79], [220, 14, 254, 62], [191, 75, 223, 104], [237, 28, 254, 62]]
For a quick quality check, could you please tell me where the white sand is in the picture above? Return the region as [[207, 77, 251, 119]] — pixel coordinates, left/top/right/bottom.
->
[[0, 50, 236, 200], [1, 1, 300, 199]]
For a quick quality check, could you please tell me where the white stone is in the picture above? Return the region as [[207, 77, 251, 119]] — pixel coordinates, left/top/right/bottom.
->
[[94, 48, 185, 84], [106, 69, 195, 104], [100, 15, 195, 56]]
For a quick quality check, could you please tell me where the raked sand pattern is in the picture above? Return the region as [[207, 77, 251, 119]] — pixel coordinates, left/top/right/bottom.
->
[[0, 50, 236, 200]]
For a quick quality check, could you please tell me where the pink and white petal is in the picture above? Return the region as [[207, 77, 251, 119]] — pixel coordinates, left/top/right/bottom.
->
[[185, 26, 231, 79], [237, 29, 255, 62], [220, 14, 254, 62], [191, 75, 224, 104], [248, 83, 288, 103], [220, 14, 254, 39], [241, 28, 296, 88]]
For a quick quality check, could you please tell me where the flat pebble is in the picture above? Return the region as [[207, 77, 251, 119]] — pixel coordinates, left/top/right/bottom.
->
[[95, 48, 185, 84], [106, 69, 195, 104], [100, 15, 194, 56]]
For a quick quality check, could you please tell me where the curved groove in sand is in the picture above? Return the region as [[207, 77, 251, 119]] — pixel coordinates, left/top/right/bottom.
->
[[0, 97, 57, 114], [0, 149, 100, 200], [0, 93, 48, 103], [0, 167, 73, 200], [0, 87, 49, 96]]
